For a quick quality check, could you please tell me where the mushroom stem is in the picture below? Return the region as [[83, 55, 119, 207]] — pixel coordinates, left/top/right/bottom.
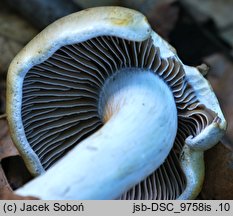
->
[[16, 70, 177, 199]]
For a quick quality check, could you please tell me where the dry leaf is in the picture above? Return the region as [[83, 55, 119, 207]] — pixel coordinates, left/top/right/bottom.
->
[[0, 165, 12, 193], [0, 119, 33, 195], [205, 53, 233, 150], [201, 143, 233, 199], [0, 119, 19, 194], [146, 1, 179, 39], [0, 187, 38, 200], [0, 5, 37, 75], [0, 119, 19, 161]]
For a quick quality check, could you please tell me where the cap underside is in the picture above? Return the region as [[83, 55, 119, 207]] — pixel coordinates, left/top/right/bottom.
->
[[20, 36, 216, 199]]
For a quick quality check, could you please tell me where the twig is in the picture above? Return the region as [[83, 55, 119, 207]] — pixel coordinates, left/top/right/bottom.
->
[[0, 113, 7, 119]]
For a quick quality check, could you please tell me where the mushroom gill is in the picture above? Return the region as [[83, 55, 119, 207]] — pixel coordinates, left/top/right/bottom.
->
[[21, 36, 216, 200]]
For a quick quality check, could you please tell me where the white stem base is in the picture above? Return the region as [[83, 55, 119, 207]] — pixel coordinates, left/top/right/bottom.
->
[[16, 70, 177, 200]]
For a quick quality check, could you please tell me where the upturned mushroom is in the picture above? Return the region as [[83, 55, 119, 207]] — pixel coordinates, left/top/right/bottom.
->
[[6, 7, 226, 199]]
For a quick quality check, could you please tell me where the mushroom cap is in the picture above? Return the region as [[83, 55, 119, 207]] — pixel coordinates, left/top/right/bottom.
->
[[7, 6, 151, 175], [7, 6, 226, 199]]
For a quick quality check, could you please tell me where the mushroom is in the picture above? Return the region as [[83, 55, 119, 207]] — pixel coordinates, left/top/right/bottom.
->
[[6, 7, 226, 200]]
